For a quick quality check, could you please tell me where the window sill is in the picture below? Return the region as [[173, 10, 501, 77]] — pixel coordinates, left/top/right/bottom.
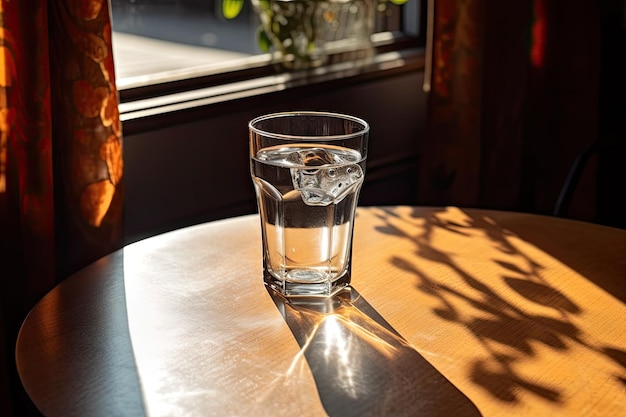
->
[[119, 43, 425, 135]]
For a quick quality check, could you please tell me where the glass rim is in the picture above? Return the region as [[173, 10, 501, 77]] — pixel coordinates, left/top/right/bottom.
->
[[248, 111, 369, 141]]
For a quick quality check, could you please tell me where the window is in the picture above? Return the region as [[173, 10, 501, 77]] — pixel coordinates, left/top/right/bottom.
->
[[112, 1, 427, 242], [110, 0, 425, 100]]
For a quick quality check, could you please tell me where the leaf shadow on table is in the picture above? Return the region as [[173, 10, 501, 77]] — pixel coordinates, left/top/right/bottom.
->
[[371, 206, 626, 405], [267, 287, 483, 417]]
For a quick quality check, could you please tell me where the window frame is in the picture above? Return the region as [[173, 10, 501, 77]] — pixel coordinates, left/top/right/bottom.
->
[[114, 0, 428, 134]]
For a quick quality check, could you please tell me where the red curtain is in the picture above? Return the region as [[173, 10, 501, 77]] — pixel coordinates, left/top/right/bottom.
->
[[419, 0, 486, 207], [1, 1, 123, 414], [418, 0, 604, 220]]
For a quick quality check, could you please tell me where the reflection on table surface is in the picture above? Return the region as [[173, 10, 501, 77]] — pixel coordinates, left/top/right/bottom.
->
[[16, 206, 626, 417]]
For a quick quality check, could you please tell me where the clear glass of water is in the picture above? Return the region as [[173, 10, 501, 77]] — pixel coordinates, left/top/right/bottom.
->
[[249, 111, 369, 298]]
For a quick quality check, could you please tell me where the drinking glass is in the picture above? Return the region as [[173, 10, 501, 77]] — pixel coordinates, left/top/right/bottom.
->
[[249, 111, 369, 297]]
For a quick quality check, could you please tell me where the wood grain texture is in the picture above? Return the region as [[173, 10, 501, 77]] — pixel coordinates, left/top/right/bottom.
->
[[352, 206, 626, 416], [16, 207, 626, 416]]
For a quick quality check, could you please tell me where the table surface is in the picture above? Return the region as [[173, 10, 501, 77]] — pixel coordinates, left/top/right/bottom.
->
[[16, 206, 626, 417]]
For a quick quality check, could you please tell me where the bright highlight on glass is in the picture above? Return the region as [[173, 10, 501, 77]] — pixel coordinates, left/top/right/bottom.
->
[[249, 111, 369, 297]]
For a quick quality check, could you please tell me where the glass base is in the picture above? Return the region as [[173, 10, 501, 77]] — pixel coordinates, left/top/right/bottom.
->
[[264, 271, 351, 298]]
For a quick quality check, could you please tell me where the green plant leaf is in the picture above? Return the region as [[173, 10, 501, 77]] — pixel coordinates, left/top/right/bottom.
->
[[222, 0, 244, 19], [257, 28, 271, 53]]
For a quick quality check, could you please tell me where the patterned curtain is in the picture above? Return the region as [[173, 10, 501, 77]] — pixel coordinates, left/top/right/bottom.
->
[[0, 1, 123, 414], [417, 0, 603, 218]]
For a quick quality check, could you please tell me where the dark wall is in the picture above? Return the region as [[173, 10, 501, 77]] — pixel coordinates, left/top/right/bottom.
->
[[123, 70, 426, 243]]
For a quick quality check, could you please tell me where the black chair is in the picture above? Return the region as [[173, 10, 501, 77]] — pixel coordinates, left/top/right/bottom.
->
[[554, 141, 626, 229]]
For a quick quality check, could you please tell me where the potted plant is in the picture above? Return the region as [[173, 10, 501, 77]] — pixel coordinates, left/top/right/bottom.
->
[[222, 0, 409, 70]]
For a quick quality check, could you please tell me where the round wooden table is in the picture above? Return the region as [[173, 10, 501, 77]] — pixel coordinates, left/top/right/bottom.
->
[[16, 206, 626, 416]]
